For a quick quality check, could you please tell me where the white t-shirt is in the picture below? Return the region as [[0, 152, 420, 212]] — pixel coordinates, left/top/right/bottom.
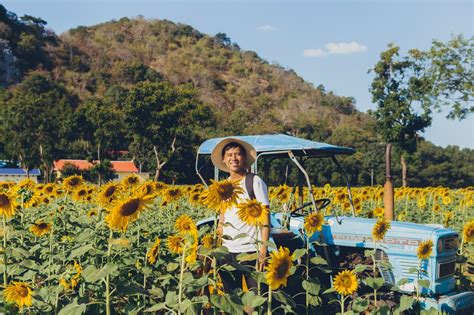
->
[[222, 175, 270, 253]]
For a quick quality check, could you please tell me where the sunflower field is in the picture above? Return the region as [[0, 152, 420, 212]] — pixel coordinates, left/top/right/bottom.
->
[[0, 175, 473, 314]]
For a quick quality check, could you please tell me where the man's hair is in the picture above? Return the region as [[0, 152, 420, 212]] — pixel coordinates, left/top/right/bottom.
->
[[222, 142, 246, 157]]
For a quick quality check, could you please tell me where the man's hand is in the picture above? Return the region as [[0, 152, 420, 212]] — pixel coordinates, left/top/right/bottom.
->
[[258, 246, 267, 271]]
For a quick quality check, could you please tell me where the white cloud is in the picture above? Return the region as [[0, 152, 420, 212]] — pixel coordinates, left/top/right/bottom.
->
[[303, 41, 367, 57], [257, 25, 276, 32]]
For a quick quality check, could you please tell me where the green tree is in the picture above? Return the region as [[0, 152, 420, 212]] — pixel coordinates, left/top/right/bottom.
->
[[123, 81, 213, 182], [0, 74, 76, 181], [369, 44, 433, 218], [409, 35, 473, 120]]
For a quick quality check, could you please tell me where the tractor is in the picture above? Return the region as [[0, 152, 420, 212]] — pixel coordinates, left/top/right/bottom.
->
[[195, 134, 474, 313]]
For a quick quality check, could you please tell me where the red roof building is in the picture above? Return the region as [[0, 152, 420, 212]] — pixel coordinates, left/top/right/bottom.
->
[[53, 160, 147, 181], [54, 160, 139, 173]]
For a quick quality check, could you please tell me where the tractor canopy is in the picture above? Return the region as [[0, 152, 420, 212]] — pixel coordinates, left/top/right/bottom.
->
[[197, 133, 355, 158]]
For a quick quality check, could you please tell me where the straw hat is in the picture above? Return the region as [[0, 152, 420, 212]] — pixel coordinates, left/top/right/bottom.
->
[[211, 138, 257, 172]]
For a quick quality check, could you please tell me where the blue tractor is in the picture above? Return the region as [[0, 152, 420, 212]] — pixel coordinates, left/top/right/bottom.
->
[[195, 134, 474, 313]]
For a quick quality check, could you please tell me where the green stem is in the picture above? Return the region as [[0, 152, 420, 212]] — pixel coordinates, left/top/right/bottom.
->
[[267, 287, 272, 315], [373, 241, 377, 308], [105, 229, 113, 315], [143, 252, 147, 306], [306, 235, 310, 314], [341, 294, 345, 313], [178, 243, 188, 315], [2, 214, 7, 286]]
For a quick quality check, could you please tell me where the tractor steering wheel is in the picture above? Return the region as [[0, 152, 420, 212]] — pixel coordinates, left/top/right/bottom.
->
[[290, 198, 331, 216]]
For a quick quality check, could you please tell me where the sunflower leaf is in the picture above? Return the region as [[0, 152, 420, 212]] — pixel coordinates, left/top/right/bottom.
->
[[310, 256, 328, 265], [68, 243, 94, 259], [353, 264, 369, 274], [417, 279, 430, 289], [166, 263, 180, 272], [364, 249, 376, 257], [242, 291, 266, 308], [236, 253, 258, 262], [58, 299, 87, 315], [144, 303, 167, 312], [292, 248, 306, 261], [365, 277, 385, 290], [352, 297, 369, 312], [302, 279, 321, 295], [323, 287, 336, 294]]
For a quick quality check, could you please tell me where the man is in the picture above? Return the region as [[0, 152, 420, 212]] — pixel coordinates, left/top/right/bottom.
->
[[210, 137, 270, 292]]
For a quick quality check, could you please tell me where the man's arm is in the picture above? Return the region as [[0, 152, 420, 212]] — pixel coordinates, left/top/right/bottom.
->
[[259, 205, 270, 271]]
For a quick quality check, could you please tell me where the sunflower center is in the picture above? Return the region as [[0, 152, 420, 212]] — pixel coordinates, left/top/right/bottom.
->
[[169, 189, 179, 196], [105, 186, 116, 197], [144, 185, 153, 194], [128, 177, 138, 184], [18, 285, 29, 297], [341, 275, 352, 287], [217, 184, 234, 200], [276, 261, 289, 278], [37, 223, 48, 230], [69, 178, 80, 186], [120, 199, 140, 216], [45, 186, 54, 193], [78, 189, 87, 196], [248, 204, 262, 217], [0, 194, 10, 206], [309, 217, 320, 227]]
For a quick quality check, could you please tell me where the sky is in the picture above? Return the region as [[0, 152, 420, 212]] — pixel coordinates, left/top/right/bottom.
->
[[3, 0, 473, 148]]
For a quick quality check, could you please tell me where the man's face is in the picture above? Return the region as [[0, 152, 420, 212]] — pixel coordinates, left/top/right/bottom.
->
[[223, 146, 246, 173]]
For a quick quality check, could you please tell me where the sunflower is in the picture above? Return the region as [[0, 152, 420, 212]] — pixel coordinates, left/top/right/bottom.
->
[[98, 183, 120, 208], [29, 221, 52, 237], [265, 247, 294, 290], [62, 175, 84, 191], [442, 196, 452, 205], [186, 243, 198, 264], [87, 208, 99, 217], [72, 185, 89, 202], [60, 260, 82, 291], [175, 214, 197, 235], [417, 239, 433, 260], [0, 192, 16, 217], [373, 207, 384, 217], [3, 281, 33, 309], [188, 192, 202, 206], [236, 199, 268, 226], [372, 218, 391, 241], [105, 195, 152, 232], [0, 181, 14, 191], [162, 187, 182, 203], [139, 181, 156, 197], [121, 174, 141, 187], [201, 234, 214, 249], [147, 238, 161, 264], [304, 212, 324, 237], [463, 221, 474, 243], [202, 179, 244, 214], [443, 211, 453, 227], [333, 270, 358, 296], [42, 183, 57, 195], [16, 178, 35, 190], [167, 234, 185, 254]]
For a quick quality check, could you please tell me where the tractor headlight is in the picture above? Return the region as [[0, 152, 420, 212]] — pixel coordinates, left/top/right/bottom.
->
[[437, 239, 443, 253]]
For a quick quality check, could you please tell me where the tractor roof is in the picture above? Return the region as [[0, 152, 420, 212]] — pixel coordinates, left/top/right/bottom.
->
[[197, 134, 355, 157]]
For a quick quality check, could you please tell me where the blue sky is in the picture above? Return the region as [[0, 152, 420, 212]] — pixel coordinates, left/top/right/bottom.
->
[[4, 0, 473, 148]]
